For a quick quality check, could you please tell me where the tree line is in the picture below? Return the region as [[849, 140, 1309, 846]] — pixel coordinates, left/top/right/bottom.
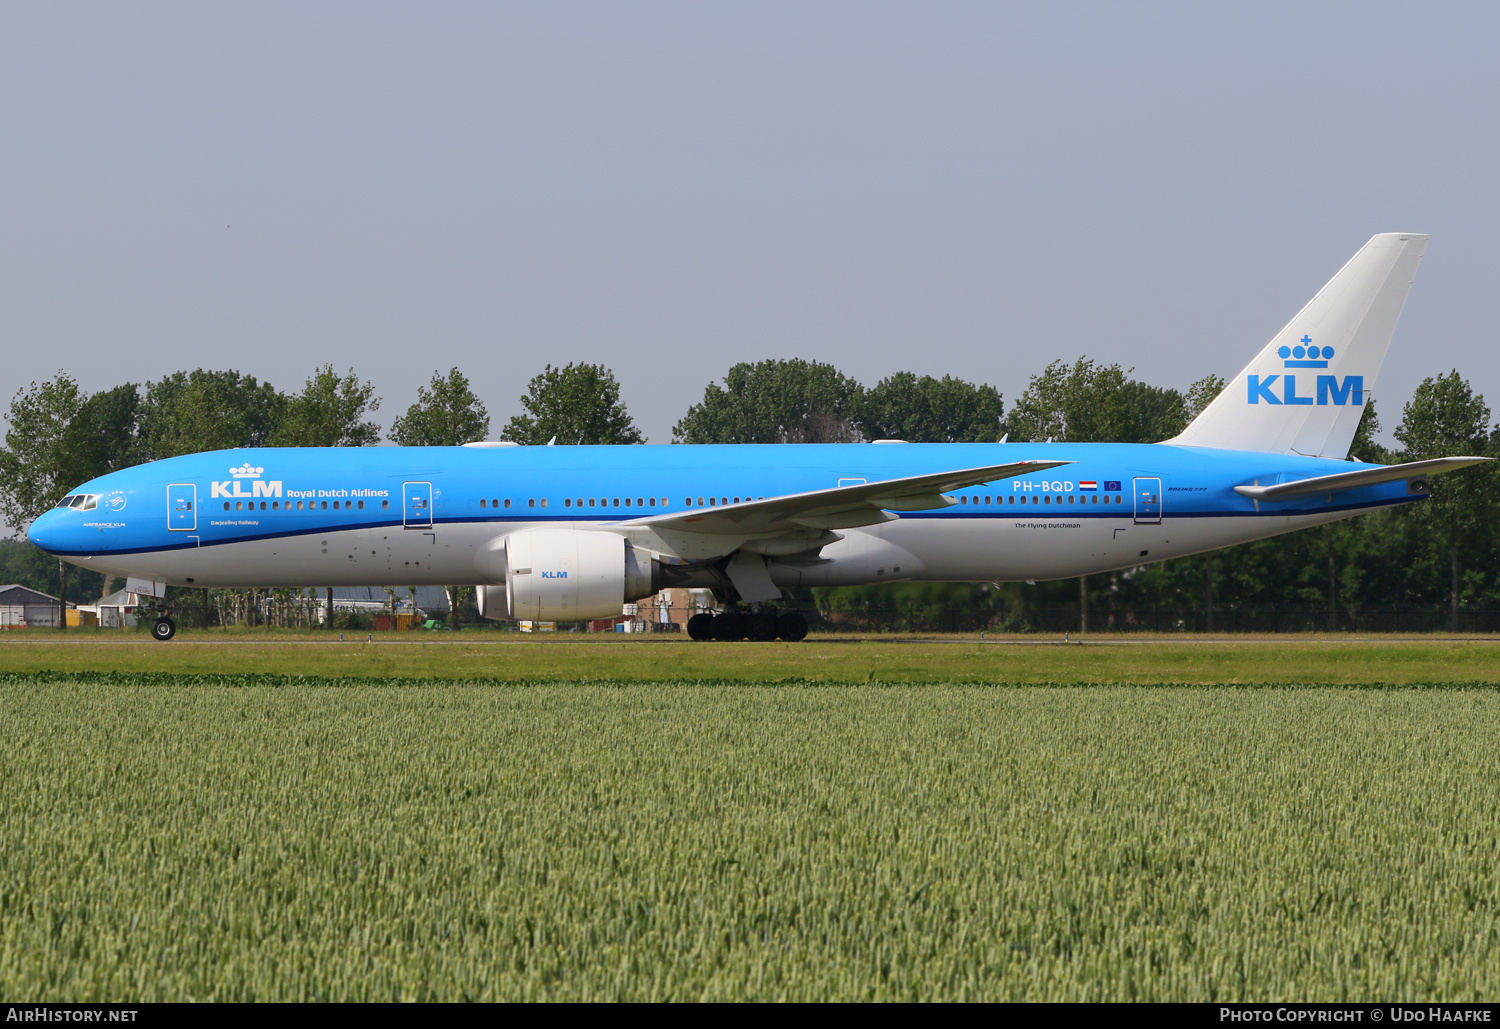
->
[[0, 358, 1495, 632]]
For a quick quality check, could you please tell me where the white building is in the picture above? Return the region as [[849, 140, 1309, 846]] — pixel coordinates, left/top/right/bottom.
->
[[90, 588, 143, 628]]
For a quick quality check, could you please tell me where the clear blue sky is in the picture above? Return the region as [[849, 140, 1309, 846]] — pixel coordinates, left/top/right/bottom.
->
[[3, 2, 1496, 444]]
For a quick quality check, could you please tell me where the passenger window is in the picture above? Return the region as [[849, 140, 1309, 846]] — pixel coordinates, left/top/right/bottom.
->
[[382, 500, 389, 509], [624, 498, 631, 507], [589, 498, 596, 507], [721, 498, 727, 506], [637, 498, 644, 507], [503, 499, 510, 508], [541, 498, 548, 508], [564, 498, 572, 507], [224, 502, 231, 511], [960, 496, 968, 505], [260, 501, 267, 511], [480, 499, 487, 508], [528, 499, 535, 508], [708, 497, 716, 507], [235, 501, 244, 511], [649, 498, 656, 507], [358, 500, 365, 510], [321, 501, 328, 510]]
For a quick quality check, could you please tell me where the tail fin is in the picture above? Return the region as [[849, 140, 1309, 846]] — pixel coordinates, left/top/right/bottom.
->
[[1167, 232, 1428, 457]]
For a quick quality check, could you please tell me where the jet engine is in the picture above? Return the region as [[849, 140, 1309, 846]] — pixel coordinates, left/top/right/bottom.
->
[[474, 529, 659, 622]]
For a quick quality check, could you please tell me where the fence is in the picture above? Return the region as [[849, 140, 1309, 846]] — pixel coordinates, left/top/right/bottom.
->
[[803, 606, 1500, 634]]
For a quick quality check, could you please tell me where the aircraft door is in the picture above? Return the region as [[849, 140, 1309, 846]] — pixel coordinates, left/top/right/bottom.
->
[[1133, 477, 1162, 524], [403, 481, 433, 529], [167, 484, 196, 531]]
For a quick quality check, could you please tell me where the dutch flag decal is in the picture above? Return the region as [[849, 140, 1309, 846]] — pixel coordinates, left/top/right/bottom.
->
[[1079, 480, 1098, 491]]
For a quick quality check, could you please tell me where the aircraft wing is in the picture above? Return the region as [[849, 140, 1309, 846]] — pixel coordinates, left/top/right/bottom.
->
[[1233, 456, 1491, 501], [626, 460, 1073, 535]]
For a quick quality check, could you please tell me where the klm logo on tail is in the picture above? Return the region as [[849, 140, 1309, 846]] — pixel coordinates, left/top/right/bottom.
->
[[1247, 336, 1363, 407]]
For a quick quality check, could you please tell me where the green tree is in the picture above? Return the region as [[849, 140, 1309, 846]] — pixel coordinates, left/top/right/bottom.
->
[[1007, 360, 1225, 444], [271, 366, 382, 447], [1394, 371, 1495, 632], [0, 372, 87, 532], [1347, 401, 1386, 464], [57, 384, 143, 488], [1182, 374, 1227, 424], [674, 360, 864, 444], [856, 372, 1004, 443], [502, 363, 643, 445], [0, 538, 103, 603], [389, 369, 490, 447], [139, 369, 284, 459]]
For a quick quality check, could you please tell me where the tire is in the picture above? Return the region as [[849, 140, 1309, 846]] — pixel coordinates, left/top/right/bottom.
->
[[712, 613, 747, 641], [747, 611, 779, 642], [151, 617, 177, 642], [687, 613, 715, 641], [776, 611, 808, 642]]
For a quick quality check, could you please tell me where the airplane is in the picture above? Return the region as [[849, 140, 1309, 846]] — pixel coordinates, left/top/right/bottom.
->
[[27, 232, 1489, 643]]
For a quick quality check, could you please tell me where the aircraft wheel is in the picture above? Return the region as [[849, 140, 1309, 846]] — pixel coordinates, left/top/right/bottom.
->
[[687, 613, 715, 641], [712, 613, 747, 641], [747, 611, 779, 642], [776, 612, 808, 642], [151, 617, 177, 642]]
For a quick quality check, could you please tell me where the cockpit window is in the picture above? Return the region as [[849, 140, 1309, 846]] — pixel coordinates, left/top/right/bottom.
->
[[81, 496, 98, 510], [57, 496, 75, 508], [69, 495, 86, 508]]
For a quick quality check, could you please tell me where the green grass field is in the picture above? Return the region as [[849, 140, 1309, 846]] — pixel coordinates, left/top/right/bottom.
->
[[2, 638, 1498, 1000], [4, 629, 1500, 683]]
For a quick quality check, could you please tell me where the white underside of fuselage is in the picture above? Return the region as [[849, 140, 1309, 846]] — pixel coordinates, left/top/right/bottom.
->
[[75, 505, 1371, 590]]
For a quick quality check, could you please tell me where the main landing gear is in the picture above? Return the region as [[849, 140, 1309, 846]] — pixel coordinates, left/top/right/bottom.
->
[[151, 617, 176, 642], [687, 611, 808, 642]]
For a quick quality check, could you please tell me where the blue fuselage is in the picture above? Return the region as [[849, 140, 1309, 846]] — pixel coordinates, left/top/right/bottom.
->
[[27, 442, 1418, 589]]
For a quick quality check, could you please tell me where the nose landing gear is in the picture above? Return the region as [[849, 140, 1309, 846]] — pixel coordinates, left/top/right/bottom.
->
[[685, 610, 807, 642], [151, 617, 176, 641]]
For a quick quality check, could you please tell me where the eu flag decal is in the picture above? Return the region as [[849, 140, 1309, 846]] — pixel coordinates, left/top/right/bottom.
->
[[1103, 481, 1122, 492]]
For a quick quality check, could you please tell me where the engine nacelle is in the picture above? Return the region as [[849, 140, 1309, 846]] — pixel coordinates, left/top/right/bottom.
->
[[475, 584, 511, 620], [476, 529, 655, 622]]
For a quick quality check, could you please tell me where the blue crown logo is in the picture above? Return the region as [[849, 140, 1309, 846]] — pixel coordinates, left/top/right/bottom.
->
[[1279, 334, 1332, 368]]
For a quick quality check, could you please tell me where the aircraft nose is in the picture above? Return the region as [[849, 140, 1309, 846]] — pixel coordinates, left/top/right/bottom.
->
[[27, 510, 60, 553]]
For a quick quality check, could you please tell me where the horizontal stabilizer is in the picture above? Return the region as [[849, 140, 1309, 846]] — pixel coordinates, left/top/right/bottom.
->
[[1233, 457, 1490, 501]]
